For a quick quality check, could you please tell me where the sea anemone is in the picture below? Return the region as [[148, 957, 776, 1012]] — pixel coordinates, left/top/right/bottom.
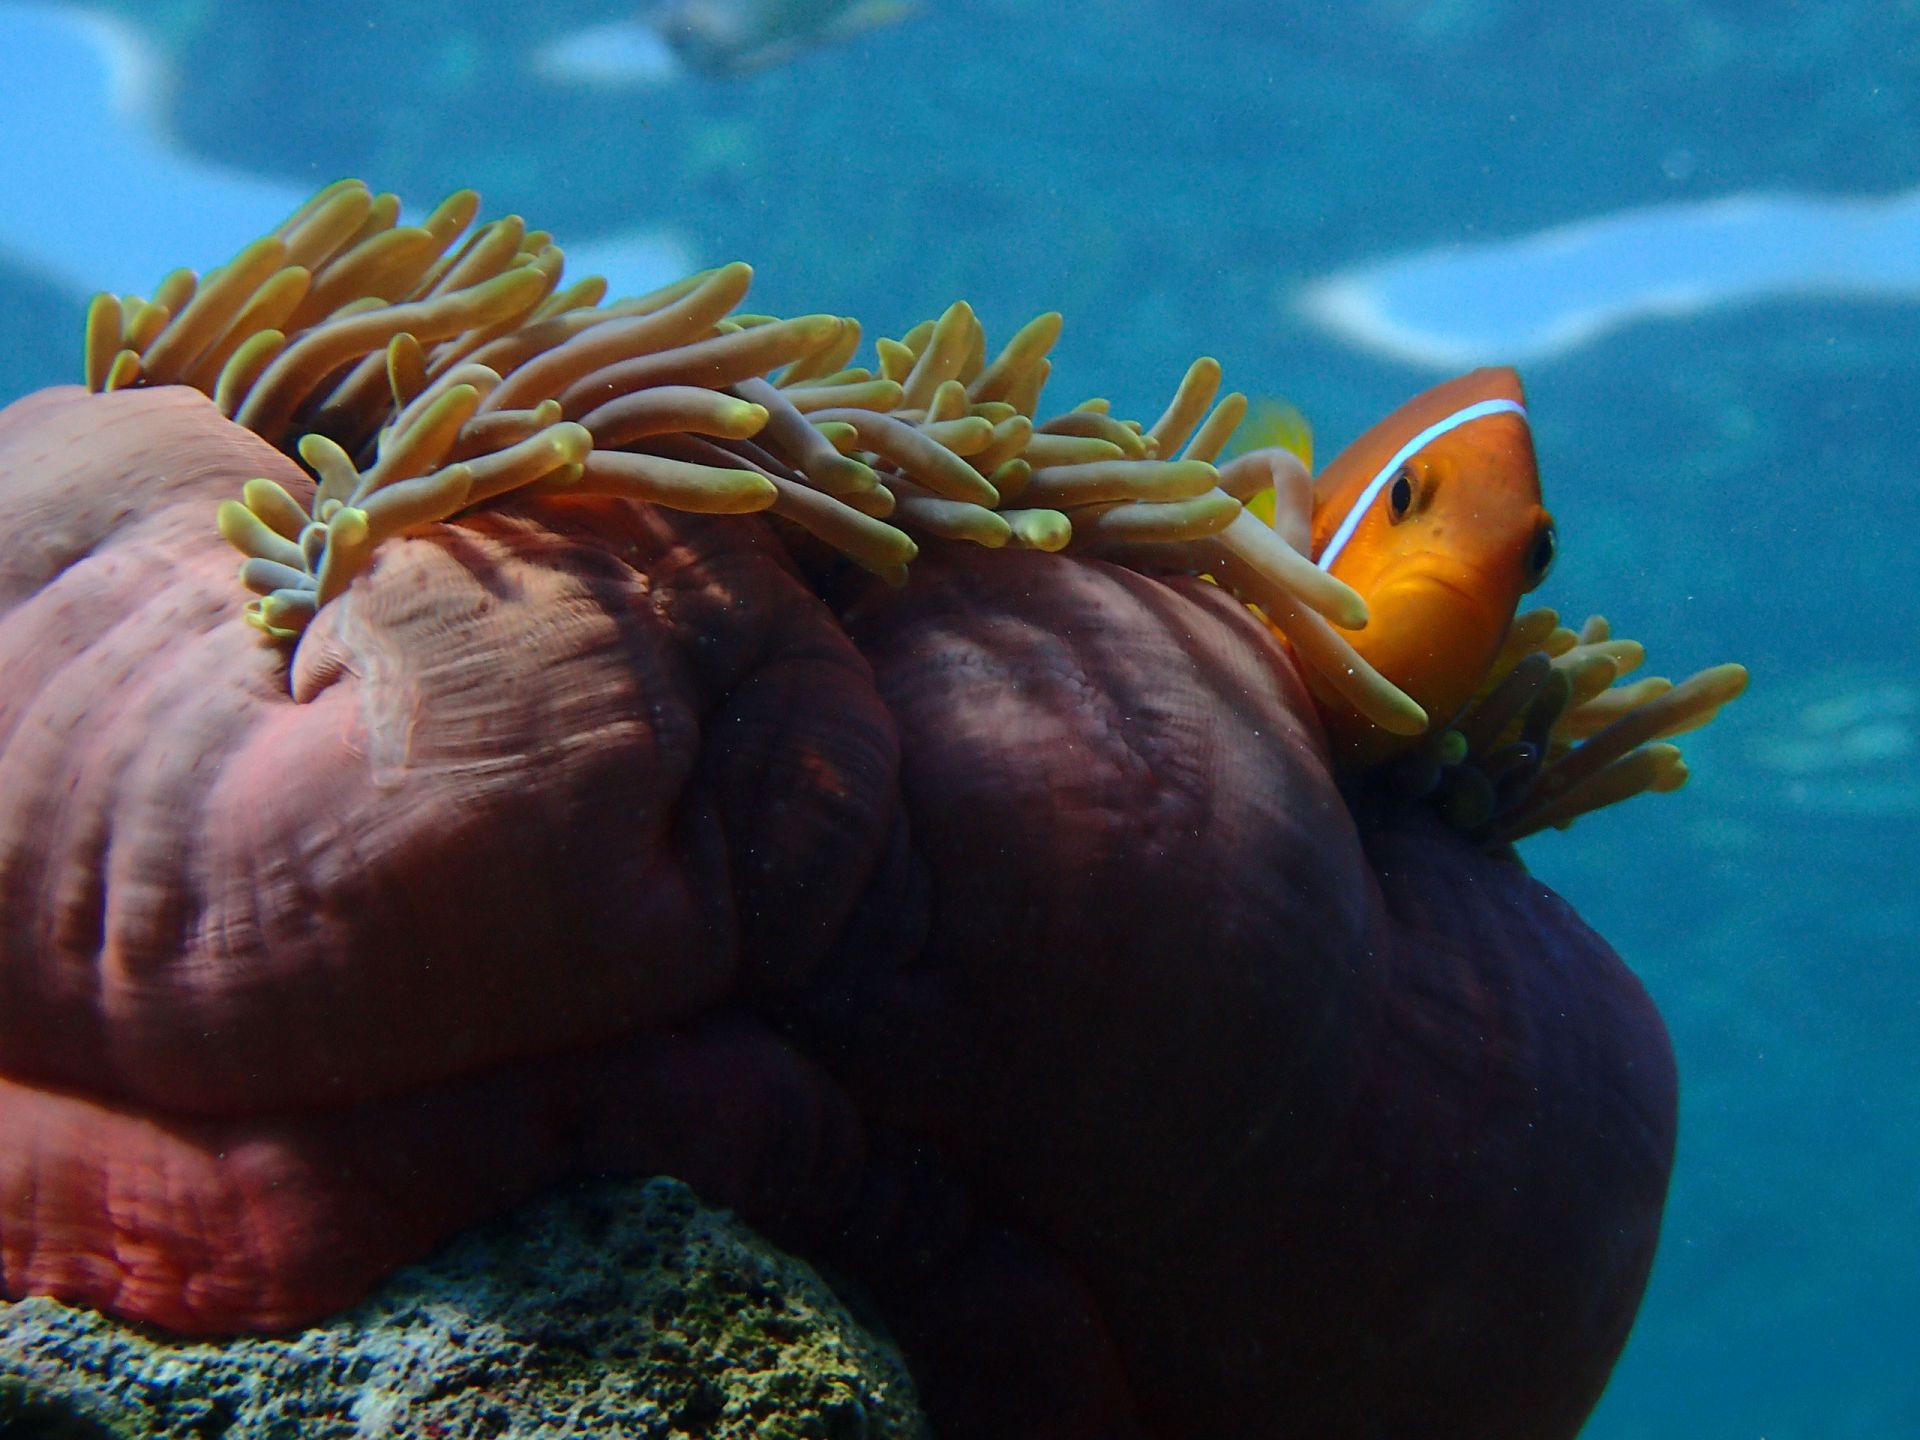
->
[[1, 181, 1721, 1440]]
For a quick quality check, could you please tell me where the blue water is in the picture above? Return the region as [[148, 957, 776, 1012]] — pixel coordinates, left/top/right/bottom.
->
[[1, 1, 1915, 1434]]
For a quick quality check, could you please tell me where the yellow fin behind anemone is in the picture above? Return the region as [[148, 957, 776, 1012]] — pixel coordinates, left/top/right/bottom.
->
[[1227, 398, 1313, 527]]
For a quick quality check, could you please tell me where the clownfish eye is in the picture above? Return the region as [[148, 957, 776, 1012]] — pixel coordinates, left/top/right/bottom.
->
[[1524, 521, 1556, 589], [1388, 466, 1416, 522]]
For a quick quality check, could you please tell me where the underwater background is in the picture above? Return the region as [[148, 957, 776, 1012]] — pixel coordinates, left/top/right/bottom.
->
[[0, 1, 1913, 1434]]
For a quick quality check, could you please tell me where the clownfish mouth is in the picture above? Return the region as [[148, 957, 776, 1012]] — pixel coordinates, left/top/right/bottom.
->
[[1402, 573, 1482, 610], [1366, 563, 1509, 634]]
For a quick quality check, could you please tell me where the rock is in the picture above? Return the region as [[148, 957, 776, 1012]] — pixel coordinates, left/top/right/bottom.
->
[[0, 1176, 927, 1440]]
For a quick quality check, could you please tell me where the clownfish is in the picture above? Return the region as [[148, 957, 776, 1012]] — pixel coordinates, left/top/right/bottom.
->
[[1303, 367, 1556, 765]]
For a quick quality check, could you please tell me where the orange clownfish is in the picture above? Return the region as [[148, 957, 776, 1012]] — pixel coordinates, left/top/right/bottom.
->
[[1307, 367, 1556, 765]]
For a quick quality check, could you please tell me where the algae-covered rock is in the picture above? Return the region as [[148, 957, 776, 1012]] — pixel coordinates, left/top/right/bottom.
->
[[0, 1177, 927, 1440]]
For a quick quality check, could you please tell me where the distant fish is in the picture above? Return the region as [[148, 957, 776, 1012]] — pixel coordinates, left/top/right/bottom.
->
[[1297, 187, 1920, 368], [0, 2, 689, 303], [535, 0, 916, 86]]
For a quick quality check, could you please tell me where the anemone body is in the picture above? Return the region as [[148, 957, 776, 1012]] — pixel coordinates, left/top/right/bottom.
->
[[0, 382, 1675, 1440]]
